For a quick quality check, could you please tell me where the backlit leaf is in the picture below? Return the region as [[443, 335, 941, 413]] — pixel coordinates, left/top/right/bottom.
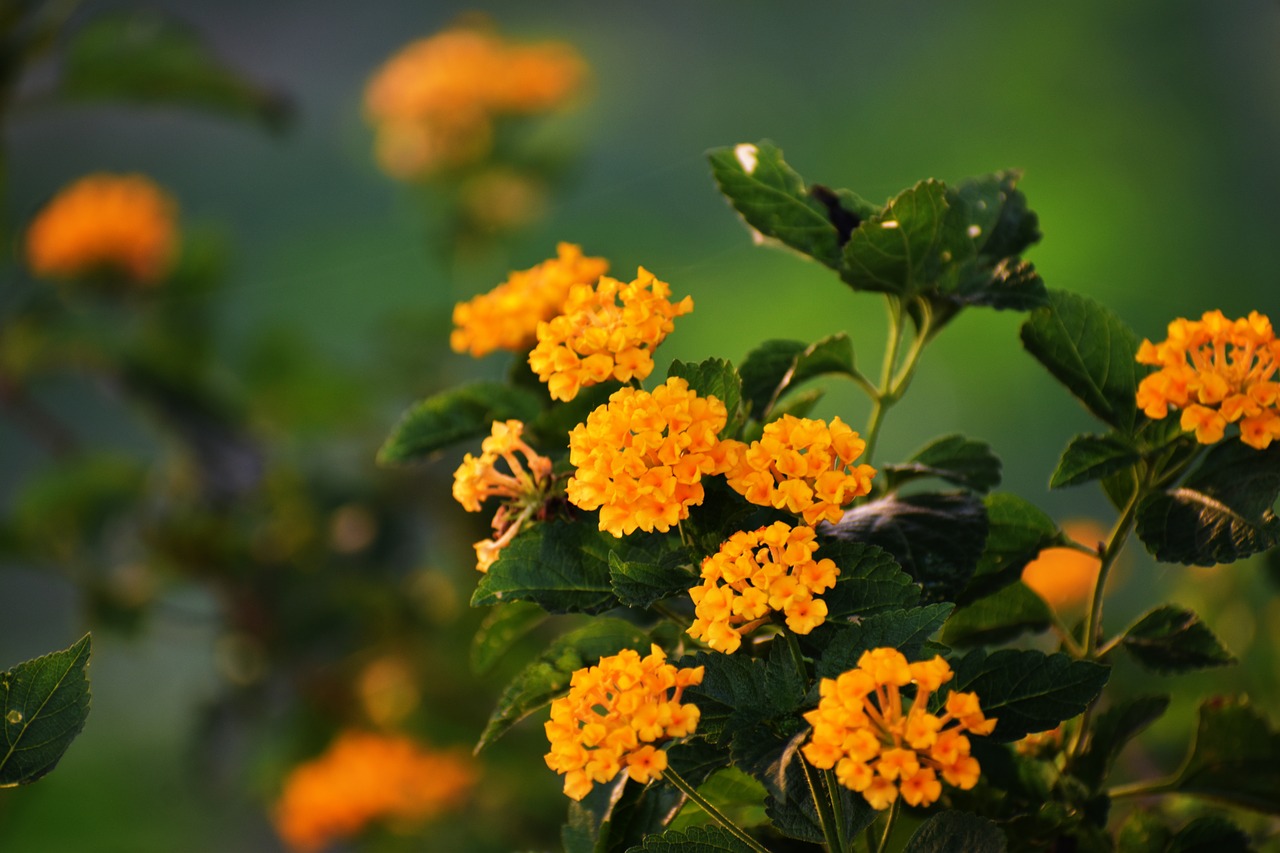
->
[[469, 602, 548, 675], [841, 180, 952, 298], [377, 382, 542, 465], [1120, 606, 1235, 674], [0, 635, 92, 787], [1050, 433, 1142, 489]]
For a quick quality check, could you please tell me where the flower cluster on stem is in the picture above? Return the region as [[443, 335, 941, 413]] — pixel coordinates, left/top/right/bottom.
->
[[687, 521, 838, 653], [529, 267, 693, 401], [802, 648, 995, 810], [1136, 309, 1280, 449], [544, 645, 704, 801]]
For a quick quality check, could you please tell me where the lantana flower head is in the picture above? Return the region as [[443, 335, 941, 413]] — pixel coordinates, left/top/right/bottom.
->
[[528, 267, 693, 402], [364, 23, 586, 179], [566, 377, 736, 537], [451, 243, 609, 357], [721, 415, 876, 525], [25, 173, 178, 285], [687, 521, 838, 653], [802, 648, 995, 811], [1136, 310, 1280, 449], [274, 731, 475, 853], [544, 645, 703, 801], [452, 419, 553, 572]]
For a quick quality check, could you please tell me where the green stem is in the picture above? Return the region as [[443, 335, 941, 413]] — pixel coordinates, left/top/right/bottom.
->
[[1106, 778, 1176, 800], [663, 767, 771, 853], [823, 769, 850, 853], [784, 632, 846, 853], [874, 798, 900, 853], [799, 756, 843, 853]]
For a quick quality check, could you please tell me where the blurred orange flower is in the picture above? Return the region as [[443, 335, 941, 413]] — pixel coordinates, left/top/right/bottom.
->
[[1021, 519, 1106, 611], [364, 22, 587, 179], [274, 731, 475, 853], [25, 173, 177, 285]]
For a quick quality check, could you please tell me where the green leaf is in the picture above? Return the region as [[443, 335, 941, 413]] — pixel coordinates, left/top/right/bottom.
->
[[471, 521, 626, 614], [377, 382, 542, 465], [1136, 441, 1280, 565], [564, 774, 629, 853], [816, 604, 954, 679], [667, 358, 743, 434], [815, 541, 921, 621], [1116, 810, 1173, 853], [669, 768, 767, 833], [1120, 606, 1235, 674], [707, 141, 848, 268], [469, 601, 548, 675], [58, 12, 290, 131], [961, 493, 1065, 604], [941, 582, 1051, 647], [948, 649, 1109, 742], [1160, 695, 1280, 814], [903, 810, 1007, 853], [608, 550, 694, 608], [1, 635, 92, 787], [1167, 815, 1252, 853], [737, 334, 857, 420], [684, 643, 806, 745], [884, 434, 1003, 493], [1050, 433, 1142, 489], [476, 619, 649, 751], [624, 824, 759, 853], [529, 380, 622, 449], [825, 492, 988, 602], [841, 180, 952, 297], [952, 171, 1041, 261], [1020, 289, 1142, 433], [1070, 694, 1170, 790]]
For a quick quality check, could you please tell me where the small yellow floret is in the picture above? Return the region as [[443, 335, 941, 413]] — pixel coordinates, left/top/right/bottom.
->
[[802, 649, 993, 811], [26, 173, 177, 285]]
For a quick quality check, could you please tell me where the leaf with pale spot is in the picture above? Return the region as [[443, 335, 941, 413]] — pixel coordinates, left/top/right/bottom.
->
[[1, 635, 92, 787]]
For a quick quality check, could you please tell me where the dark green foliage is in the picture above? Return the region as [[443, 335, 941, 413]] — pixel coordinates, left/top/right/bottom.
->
[[624, 824, 761, 853], [470, 601, 548, 675], [738, 334, 858, 421], [609, 550, 696, 608], [377, 382, 543, 464], [1160, 695, 1280, 814], [816, 604, 954, 678], [1119, 606, 1235, 674], [1069, 694, 1170, 789], [0, 635, 92, 787], [961, 492, 1066, 604], [1051, 433, 1142, 489], [948, 649, 1109, 742], [813, 540, 921, 620], [471, 521, 626, 614], [883, 434, 1003, 493], [942, 582, 1051, 647], [903, 811, 1007, 853]]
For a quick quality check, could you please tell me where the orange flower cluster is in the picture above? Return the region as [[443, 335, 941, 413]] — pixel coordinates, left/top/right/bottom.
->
[[802, 649, 995, 811], [687, 521, 838, 654], [1021, 519, 1105, 613], [529, 267, 693, 402], [25, 173, 177, 285], [452, 420, 553, 572], [274, 731, 475, 853], [544, 645, 703, 801], [364, 23, 586, 179], [1136, 310, 1280, 449], [566, 378, 736, 537], [451, 243, 609, 357], [723, 415, 876, 525]]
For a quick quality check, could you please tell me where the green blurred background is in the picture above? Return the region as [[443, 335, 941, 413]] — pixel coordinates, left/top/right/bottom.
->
[[3, 1, 1279, 850]]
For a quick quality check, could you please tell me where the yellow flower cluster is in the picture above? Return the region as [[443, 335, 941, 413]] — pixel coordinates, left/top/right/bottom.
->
[[687, 521, 838, 654], [722, 415, 876, 525], [452, 420, 553, 572], [364, 23, 586, 179], [802, 649, 995, 811], [566, 378, 736, 537], [544, 645, 704, 801], [529, 267, 693, 402], [451, 243, 609, 357], [274, 731, 475, 853], [25, 173, 177, 285], [1136, 310, 1280, 449]]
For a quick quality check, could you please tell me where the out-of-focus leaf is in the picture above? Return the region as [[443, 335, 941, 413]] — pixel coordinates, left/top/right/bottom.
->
[[472, 521, 628, 614], [1119, 606, 1235, 674], [378, 382, 542, 465], [1157, 696, 1280, 814], [668, 768, 767, 833], [824, 492, 988, 602], [1116, 810, 1173, 853], [58, 12, 291, 130], [961, 492, 1066, 604], [737, 334, 857, 420], [948, 649, 1109, 742], [1167, 815, 1252, 853], [564, 773, 629, 853], [1020, 290, 1142, 433], [1070, 694, 1170, 789], [903, 810, 1007, 853], [476, 619, 649, 751], [1136, 442, 1280, 565], [942, 582, 1051, 647], [0, 635, 92, 787], [469, 601, 548, 675], [708, 141, 851, 269], [884, 434, 1002, 493], [1051, 433, 1142, 489]]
